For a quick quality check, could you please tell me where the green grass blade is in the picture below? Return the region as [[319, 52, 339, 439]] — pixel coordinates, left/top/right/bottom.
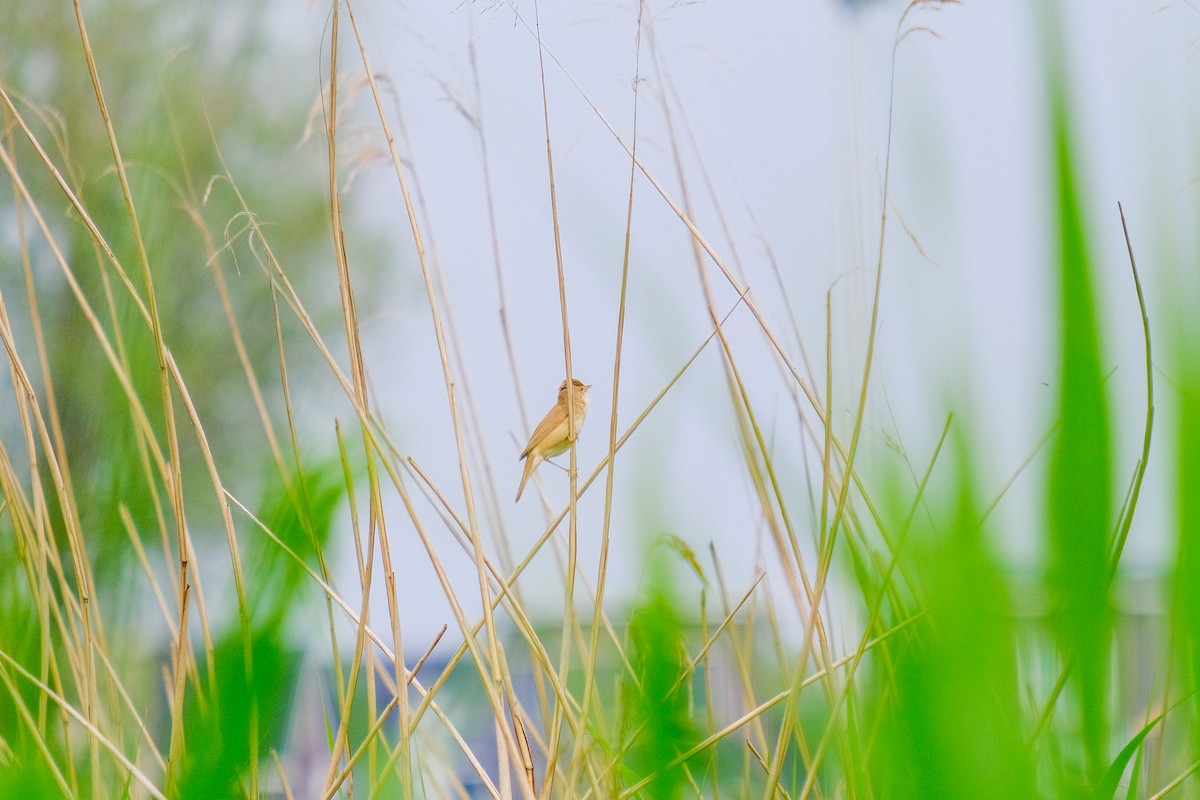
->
[[1098, 706, 1167, 799], [1173, 370, 1200, 750], [1041, 2, 1114, 779]]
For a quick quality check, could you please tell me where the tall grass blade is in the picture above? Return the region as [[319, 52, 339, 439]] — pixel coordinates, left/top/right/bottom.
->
[[1040, 1, 1114, 781], [1173, 364, 1200, 751]]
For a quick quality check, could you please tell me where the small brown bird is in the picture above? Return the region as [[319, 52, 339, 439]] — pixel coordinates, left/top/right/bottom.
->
[[516, 378, 591, 501]]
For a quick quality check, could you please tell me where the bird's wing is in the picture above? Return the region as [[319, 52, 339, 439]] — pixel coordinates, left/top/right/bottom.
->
[[520, 406, 565, 460]]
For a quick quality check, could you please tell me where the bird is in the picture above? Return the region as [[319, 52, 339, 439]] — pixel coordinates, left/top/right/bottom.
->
[[515, 378, 591, 501]]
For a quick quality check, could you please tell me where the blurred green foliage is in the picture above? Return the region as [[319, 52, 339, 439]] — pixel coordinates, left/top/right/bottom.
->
[[620, 551, 703, 798], [870, 439, 1038, 799], [172, 627, 299, 800], [1, 0, 345, 564], [249, 460, 343, 623], [1, 2, 364, 794]]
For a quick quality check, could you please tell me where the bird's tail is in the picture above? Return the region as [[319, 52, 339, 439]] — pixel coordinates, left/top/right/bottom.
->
[[515, 453, 539, 501]]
